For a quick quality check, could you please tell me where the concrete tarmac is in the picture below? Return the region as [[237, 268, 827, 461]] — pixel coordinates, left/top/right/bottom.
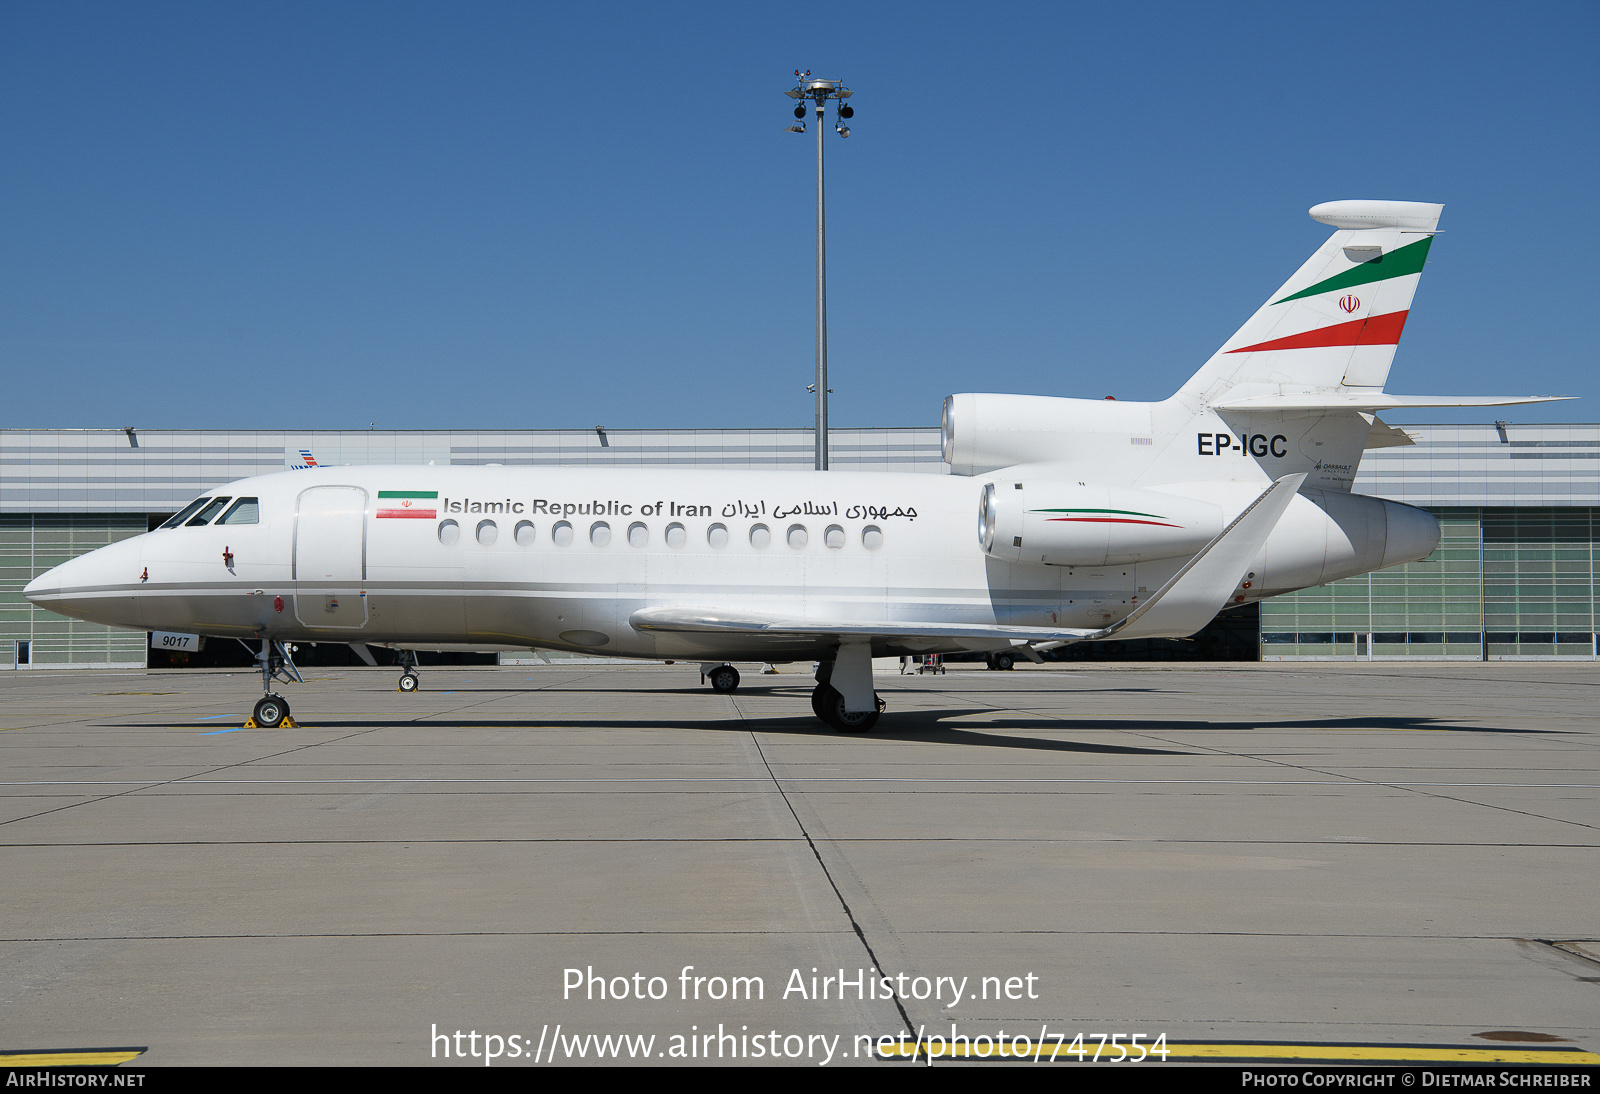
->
[[0, 661, 1596, 1066]]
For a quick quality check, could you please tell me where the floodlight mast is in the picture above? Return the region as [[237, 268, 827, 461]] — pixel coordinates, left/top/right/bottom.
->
[[785, 71, 854, 470]]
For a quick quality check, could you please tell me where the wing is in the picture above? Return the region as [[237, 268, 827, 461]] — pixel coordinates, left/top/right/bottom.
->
[[632, 473, 1307, 650], [629, 608, 1102, 645]]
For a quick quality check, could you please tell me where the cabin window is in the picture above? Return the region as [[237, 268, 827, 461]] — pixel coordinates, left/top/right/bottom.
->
[[862, 525, 883, 550], [552, 521, 574, 546], [514, 520, 535, 546], [665, 522, 687, 548], [749, 524, 771, 549], [707, 523, 729, 549], [787, 524, 807, 549], [590, 521, 611, 547], [438, 520, 460, 545], [217, 498, 259, 525], [477, 520, 498, 546], [824, 524, 845, 549], [160, 498, 212, 528], [627, 522, 648, 548], [187, 497, 232, 526]]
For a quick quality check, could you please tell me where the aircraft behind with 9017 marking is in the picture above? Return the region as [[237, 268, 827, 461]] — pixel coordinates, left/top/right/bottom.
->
[[25, 200, 1565, 730]]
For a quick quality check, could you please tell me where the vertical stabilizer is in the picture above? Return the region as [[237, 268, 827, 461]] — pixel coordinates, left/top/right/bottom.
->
[[1179, 201, 1442, 407]]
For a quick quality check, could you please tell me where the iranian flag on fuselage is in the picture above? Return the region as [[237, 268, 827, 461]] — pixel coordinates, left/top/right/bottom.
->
[[377, 490, 438, 519]]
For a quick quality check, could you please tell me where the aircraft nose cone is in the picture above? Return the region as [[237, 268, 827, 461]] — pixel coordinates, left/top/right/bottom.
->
[[23, 559, 81, 605], [24, 537, 147, 626]]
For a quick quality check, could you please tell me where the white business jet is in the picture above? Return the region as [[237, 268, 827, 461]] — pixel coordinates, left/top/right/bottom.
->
[[26, 201, 1565, 730]]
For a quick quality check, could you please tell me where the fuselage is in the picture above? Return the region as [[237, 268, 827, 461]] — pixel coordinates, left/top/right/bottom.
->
[[24, 464, 1439, 662]]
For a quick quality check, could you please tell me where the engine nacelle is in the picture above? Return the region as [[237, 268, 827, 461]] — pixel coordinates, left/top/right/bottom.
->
[[1253, 487, 1440, 592], [980, 479, 1223, 567], [944, 392, 1155, 475]]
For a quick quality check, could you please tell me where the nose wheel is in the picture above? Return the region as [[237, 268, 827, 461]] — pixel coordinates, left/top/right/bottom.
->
[[398, 671, 420, 693], [252, 694, 290, 729], [243, 638, 302, 727]]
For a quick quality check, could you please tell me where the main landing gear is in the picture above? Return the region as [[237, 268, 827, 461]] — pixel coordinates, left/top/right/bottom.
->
[[694, 646, 889, 730], [244, 638, 302, 728], [396, 649, 421, 693], [702, 663, 740, 693], [810, 684, 885, 731], [810, 644, 884, 732]]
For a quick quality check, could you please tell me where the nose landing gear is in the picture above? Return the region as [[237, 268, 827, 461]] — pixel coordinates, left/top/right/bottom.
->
[[242, 638, 302, 728]]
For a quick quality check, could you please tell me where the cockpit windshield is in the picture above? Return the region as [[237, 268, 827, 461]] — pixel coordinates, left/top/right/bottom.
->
[[217, 497, 259, 525], [159, 497, 213, 529], [186, 497, 233, 526]]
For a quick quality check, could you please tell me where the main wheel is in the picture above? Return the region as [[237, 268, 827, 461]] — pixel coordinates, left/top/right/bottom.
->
[[398, 671, 420, 693], [818, 686, 880, 733], [708, 665, 740, 693], [253, 695, 289, 729], [810, 683, 831, 720], [992, 651, 1016, 671]]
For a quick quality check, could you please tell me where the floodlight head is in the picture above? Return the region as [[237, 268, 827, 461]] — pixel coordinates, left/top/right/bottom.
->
[[838, 104, 853, 119], [794, 104, 805, 119], [835, 124, 850, 138], [785, 124, 806, 133]]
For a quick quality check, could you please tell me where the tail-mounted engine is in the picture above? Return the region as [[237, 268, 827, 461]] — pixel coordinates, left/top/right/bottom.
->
[[944, 393, 1155, 476], [979, 479, 1222, 567]]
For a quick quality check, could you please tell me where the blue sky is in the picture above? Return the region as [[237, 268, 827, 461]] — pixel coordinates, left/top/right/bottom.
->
[[2, 1, 1595, 429]]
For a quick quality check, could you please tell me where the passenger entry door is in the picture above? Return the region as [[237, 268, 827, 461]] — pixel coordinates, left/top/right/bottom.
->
[[294, 486, 369, 629]]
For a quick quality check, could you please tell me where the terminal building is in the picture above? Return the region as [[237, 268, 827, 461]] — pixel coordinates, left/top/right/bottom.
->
[[5, 422, 1599, 667]]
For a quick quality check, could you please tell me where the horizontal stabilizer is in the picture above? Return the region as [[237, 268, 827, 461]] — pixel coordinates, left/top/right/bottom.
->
[[1209, 393, 1573, 412], [1365, 417, 1416, 450]]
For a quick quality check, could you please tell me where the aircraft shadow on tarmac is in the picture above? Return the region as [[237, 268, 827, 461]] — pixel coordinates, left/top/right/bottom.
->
[[136, 704, 1538, 757], [750, 716, 1187, 754], [336, 683, 1168, 698], [136, 715, 1188, 756]]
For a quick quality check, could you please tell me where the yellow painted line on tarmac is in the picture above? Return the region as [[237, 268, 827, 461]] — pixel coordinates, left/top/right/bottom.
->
[[0, 1047, 146, 1066], [878, 1041, 1600, 1064], [217, 712, 720, 717], [1165, 1042, 1600, 1064]]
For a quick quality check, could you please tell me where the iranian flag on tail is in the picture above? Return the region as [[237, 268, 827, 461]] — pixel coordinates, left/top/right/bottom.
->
[[377, 490, 438, 519]]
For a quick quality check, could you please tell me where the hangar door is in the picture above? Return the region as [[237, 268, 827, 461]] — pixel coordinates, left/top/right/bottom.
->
[[294, 486, 369, 629]]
